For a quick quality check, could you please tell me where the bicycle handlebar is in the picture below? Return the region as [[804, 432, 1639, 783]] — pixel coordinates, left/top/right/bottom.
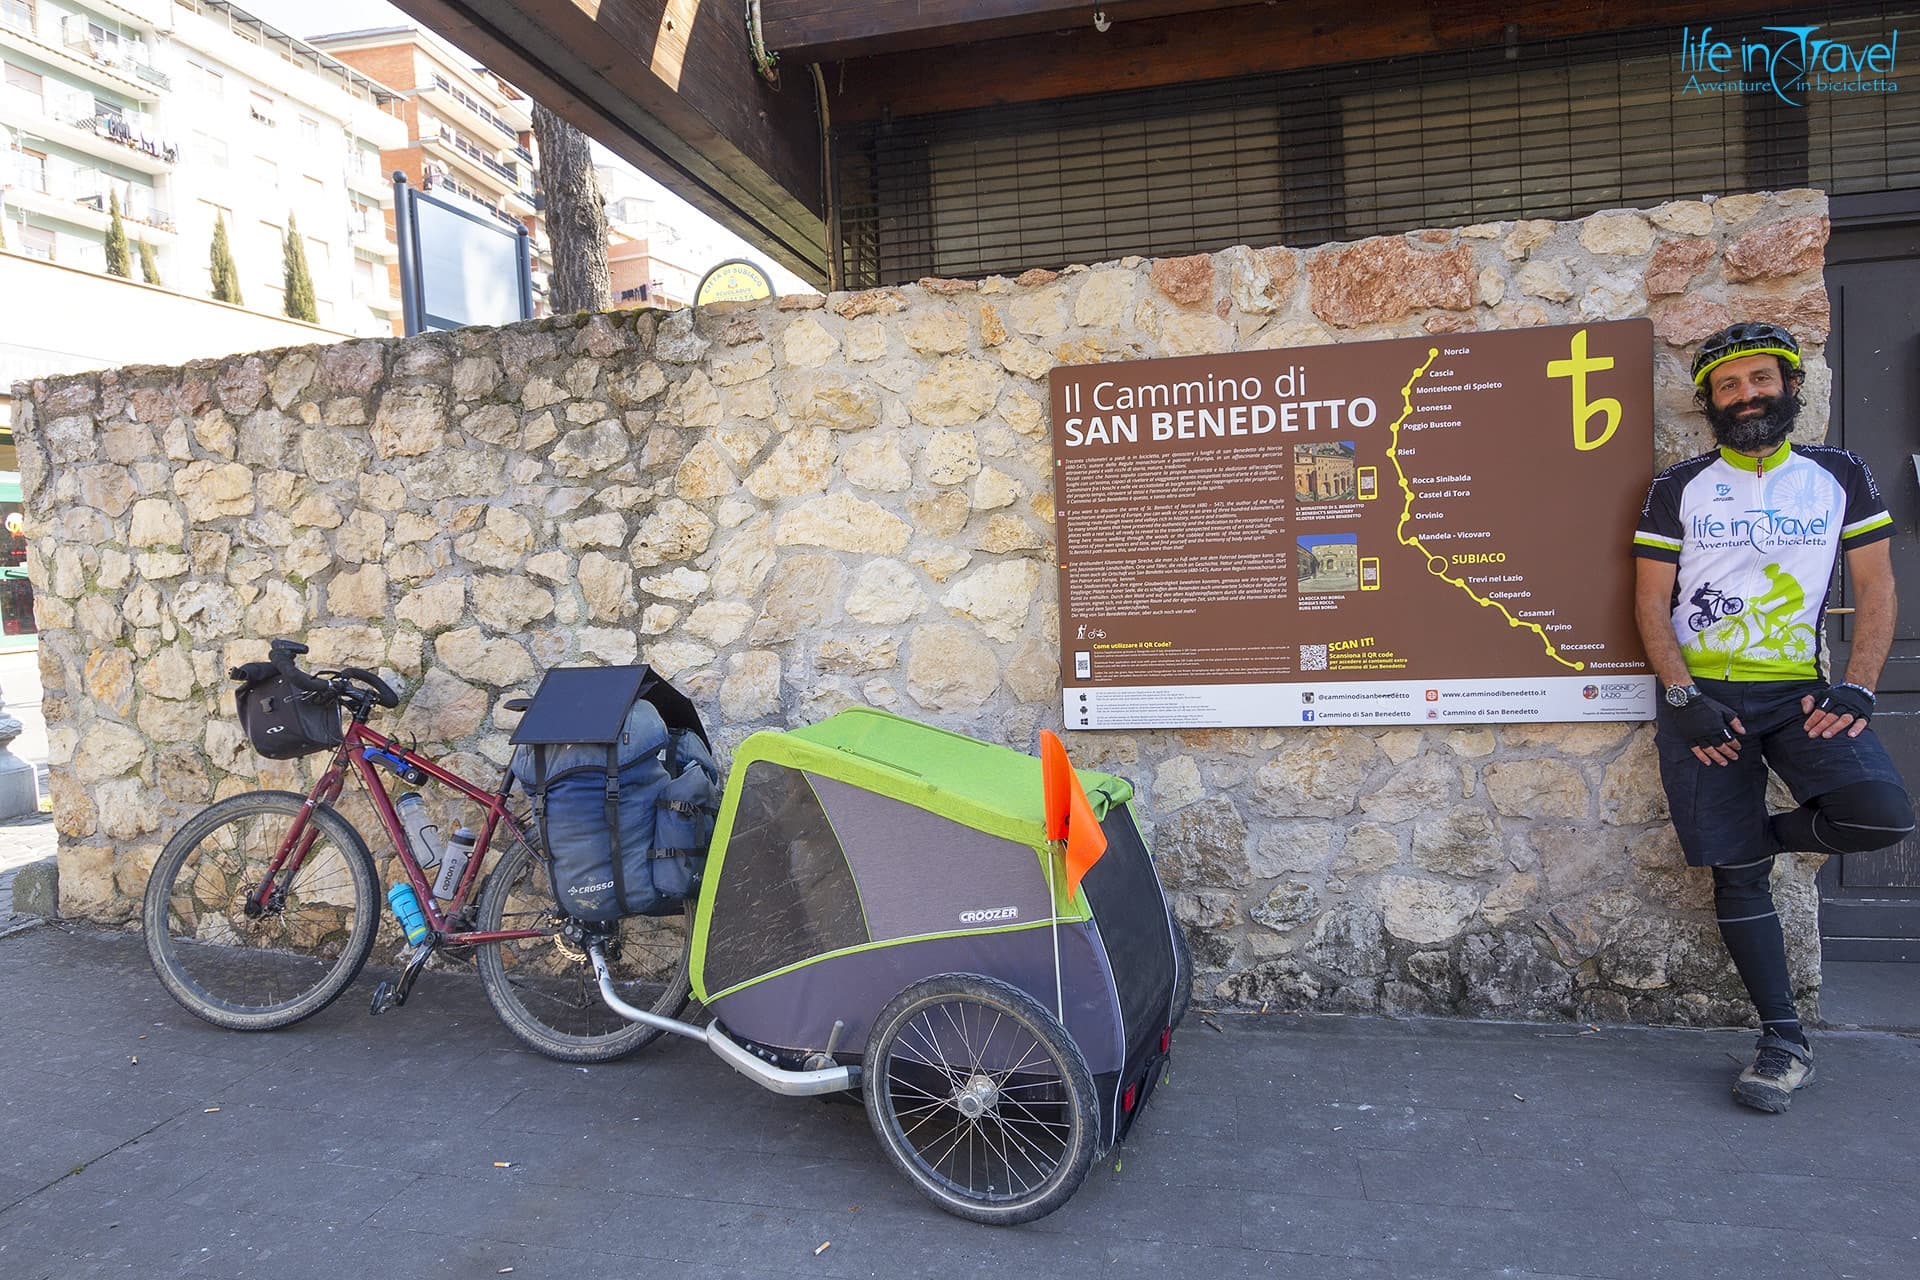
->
[[261, 641, 400, 708]]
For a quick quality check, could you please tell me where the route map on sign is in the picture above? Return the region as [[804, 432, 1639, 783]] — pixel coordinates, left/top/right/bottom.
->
[[1387, 346, 1582, 673], [1049, 320, 1657, 729]]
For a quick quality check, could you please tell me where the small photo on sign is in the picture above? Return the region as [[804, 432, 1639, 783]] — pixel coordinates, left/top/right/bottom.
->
[[1294, 441, 1357, 502], [1298, 533, 1359, 594]]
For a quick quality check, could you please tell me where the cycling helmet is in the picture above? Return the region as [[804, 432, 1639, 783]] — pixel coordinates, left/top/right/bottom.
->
[[1691, 321, 1801, 387]]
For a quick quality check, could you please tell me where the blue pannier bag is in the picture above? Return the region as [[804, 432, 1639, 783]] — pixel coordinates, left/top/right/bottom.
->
[[508, 665, 720, 923]]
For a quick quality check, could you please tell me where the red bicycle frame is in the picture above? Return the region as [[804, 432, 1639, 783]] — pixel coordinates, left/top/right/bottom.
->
[[251, 718, 547, 945]]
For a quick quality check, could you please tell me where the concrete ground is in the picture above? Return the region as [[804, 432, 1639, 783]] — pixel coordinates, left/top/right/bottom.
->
[[1, 924, 1917, 1280]]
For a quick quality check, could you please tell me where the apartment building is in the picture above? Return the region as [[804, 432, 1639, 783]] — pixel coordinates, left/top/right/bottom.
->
[[0, 0, 406, 333], [309, 22, 546, 298]]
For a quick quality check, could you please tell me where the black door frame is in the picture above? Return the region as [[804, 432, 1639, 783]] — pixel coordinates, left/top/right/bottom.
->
[[1819, 189, 1920, 961]]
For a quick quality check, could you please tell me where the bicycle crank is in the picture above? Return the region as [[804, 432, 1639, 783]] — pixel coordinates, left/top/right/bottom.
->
[[369, 939, 437, 1015]]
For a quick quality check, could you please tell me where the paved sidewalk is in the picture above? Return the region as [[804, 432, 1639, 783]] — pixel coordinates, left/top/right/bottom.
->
[[1, 926, 1916, 1279]]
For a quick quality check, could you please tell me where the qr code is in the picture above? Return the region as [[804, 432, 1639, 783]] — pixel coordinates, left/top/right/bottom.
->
[[1299, 644, 1328, 671]]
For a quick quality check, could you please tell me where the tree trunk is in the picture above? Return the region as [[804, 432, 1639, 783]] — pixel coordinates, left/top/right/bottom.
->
[[531, 102, 610, 314]]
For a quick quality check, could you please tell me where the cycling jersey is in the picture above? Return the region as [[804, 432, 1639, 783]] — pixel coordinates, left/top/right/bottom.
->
[[1633, 440, 1893, 681]]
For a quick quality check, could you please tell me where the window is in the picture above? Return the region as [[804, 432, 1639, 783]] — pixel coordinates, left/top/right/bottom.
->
[[14, 147, 46, 193], [353, 255, 377, 298], [0, 1, 34, 37], [20, 224, 54, 261], [194, 63, 224, 100], [307, 238, 330, 276], [193, 131, 229, 167], [303, 174, 325, 209], [298, 115, 320, 146], [254, 155, 278, 188], [3, 63, 40, 106], [93, 96, 123, 121], [249, 91, 275, 127]]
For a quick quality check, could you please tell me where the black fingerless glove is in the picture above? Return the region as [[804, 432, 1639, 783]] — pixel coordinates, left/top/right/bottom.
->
[[1817, 682, 1875, 725], [1671, 692, 1739, 749]]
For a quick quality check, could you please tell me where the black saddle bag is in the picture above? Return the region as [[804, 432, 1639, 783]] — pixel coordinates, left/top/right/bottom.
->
[[231, 662, 344, 760]]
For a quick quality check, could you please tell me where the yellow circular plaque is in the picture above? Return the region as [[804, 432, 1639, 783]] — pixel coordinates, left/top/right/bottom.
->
[[695, 258, 775, 305]]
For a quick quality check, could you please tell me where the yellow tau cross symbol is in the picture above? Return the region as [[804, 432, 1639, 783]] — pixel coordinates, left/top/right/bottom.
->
[[1546, 328, 1621, 452]]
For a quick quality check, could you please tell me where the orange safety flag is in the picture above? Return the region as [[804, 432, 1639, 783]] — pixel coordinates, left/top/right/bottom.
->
[[1039, 730, 1109, 900]]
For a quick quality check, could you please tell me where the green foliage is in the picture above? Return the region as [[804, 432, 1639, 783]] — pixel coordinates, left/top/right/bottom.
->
[[104, 191, 131, 277], [137, 239, 161, 286], [281, 212, 317, 323], [209, 214, 242, 305]]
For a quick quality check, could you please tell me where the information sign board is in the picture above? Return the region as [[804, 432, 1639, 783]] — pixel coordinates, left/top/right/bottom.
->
[[1050, 320, 1657, 728]]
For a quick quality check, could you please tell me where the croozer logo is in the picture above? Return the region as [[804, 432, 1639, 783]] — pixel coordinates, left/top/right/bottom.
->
[[1681, 25, 1901, 104]]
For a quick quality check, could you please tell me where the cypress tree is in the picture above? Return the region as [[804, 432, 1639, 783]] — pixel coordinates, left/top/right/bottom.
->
[[282, 213, 317, 323], [137, 239, 161, 286], [104, 191, 131, 277], [209, 214, 242, 305]]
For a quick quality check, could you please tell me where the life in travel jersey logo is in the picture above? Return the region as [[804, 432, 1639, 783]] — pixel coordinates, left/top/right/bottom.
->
[[1680, 25, 1900, 103]]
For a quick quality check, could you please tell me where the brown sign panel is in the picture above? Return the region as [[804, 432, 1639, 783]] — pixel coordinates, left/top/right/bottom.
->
[[1049, 320, 1656, 728]]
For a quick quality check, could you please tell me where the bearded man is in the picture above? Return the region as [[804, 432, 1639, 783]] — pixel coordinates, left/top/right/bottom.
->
[[1631, 322, 1912, 1113]]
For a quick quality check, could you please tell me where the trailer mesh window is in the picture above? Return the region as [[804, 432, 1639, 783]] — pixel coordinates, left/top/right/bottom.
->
[[835, 4, 1920, 286]]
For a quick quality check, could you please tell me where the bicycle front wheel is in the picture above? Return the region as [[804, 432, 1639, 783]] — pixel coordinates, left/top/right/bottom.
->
[[475, 838, 692, 1063], [143, 790, 379, 1031]]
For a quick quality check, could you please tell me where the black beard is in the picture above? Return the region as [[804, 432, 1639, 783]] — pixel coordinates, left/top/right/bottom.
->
[[1707, 389, 1801, 453]]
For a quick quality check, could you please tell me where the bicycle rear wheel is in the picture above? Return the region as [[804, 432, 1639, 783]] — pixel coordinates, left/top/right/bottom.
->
[[475, 838, 692, 1063], [143, 790, 379, 1031]]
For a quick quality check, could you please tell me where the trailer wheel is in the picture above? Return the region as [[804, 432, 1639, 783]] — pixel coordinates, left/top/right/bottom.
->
[[863, 973, 1097, 1225]]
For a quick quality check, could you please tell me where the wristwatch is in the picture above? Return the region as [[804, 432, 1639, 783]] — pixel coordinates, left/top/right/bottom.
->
[[1664, 683, 1701, 708]]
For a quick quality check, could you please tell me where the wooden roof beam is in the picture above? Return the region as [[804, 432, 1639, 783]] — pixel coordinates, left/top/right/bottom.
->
[[390, 0, 829, 285], [760, 1, 1266, 62]]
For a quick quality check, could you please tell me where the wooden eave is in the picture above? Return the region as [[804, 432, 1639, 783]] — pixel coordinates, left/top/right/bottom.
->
[[389, 0, 829, 285], [759, 1, 1267, 63]]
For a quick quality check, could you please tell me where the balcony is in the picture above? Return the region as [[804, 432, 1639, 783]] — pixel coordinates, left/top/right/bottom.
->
[[426, 127, 516, 194], [428, 73, 519, 143], [0, 11, 163, 101]]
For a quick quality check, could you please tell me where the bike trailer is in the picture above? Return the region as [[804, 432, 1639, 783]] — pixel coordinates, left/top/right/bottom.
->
[[690, 707, 1182, 1148]]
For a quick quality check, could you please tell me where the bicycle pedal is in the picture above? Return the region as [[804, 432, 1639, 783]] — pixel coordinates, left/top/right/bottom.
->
[[369, 980, 399, 1015]]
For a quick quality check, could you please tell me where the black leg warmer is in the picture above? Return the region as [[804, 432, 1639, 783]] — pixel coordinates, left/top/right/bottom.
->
[[1771, 781, 1916, 855]]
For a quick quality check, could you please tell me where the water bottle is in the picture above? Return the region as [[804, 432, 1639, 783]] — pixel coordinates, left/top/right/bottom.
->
[[387, 883, 431, 946], [431, 827, 477, 900], [395, 792, 442, 870]]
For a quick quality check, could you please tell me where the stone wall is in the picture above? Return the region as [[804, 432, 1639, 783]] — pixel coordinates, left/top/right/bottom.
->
[[15, 189, 1835, 1026]]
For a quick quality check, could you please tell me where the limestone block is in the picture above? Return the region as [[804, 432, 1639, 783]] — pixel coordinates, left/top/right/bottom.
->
[[645, 641, 715, 681], [471, 574, 556, 632], [843, 436, 913, 492], [396, 667, 490, 742], [1649, 200, 1716, 236], [783, 316, 840, 368], [1531, 826, 1630, 898], [173, 461, 255, 521], [1152, 799, 1251, 890], [1516, 258, 1575, 303], [550, 422, 630, 478], [325, 564, 388, 620], [831, 288, 906, 319], [1578, 212, 1656, 256], [997, 338, 1054, 382], [720, 651, 783, 720], [751, 553, 845, 643], [908, 358, 1001, 427], [922, 430, 981, 486], [1485, 759, 1590, 819], [940, 559, 1040, 642], [73, 721, 146, 783], [675, 440, 739, 501], [1008, 286, 1067, 339], [1330, 822, 1401, 880], [846, 559, 924, 625], [1222, 245, 1298, 315], [843, 318, 888, 363], [1149, 254, 1214, 308], [904, 307, 970, 354], [710, 515, 776, 599], [576, 627, 640, 665], [685, 601, 753, 646], [170, 582, 244, 640], [1600, 733, 1666, 825], [1410, 809, 1504, 877], [1461, 931, 1574, 1015], [1003, 635, 1056, 704], [1073, 269, 1137, 327], [629, 500, 713, 569], [782, 371, 882, 432], [817, 634, 899, 674], [1251, 729, 1378, 819], [560, 511, 628, 552], [904, 623, 1000, 711], [1379, 874, 1483, 945], [395, 580, 464, 633], [1645, 238, 1716, 297], [1503, 219, 1557, 260], [775, 494, 911, 554], [435, 628, 535, 686], [746, 429, 835, 500], [1249, 822, 1336, 879], [136, 647, 196, 700], [370, 386, 448, 458], [711, 343, 774, 387]]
